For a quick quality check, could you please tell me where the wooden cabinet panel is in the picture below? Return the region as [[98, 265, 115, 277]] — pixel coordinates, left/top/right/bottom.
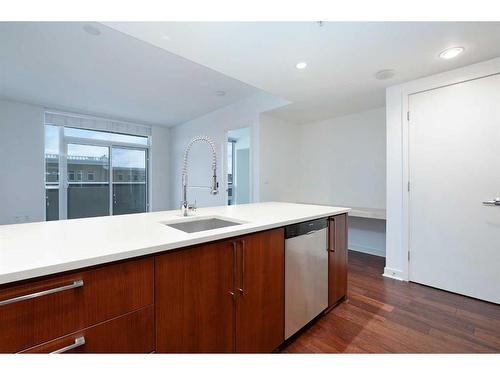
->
[[235, 228, 285, 353], [0, 258, 154, 353], [21, 306, 154, 353], [328, 214, 348, 306], [155, 241, 235, 353]]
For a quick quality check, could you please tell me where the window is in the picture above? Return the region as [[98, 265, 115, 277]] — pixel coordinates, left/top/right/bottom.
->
[[44, 112, 150, 220]]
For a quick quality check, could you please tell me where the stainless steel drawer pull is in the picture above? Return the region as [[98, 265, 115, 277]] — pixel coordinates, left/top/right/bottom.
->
[[0, 280, 84, 306], [51, 336, 86, 354]]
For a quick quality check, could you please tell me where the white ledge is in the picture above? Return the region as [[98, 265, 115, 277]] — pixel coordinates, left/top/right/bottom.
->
[[347, 206, 386, 220]]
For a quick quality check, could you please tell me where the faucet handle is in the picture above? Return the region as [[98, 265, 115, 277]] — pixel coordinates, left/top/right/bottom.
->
[[188, 200, 197, 211]]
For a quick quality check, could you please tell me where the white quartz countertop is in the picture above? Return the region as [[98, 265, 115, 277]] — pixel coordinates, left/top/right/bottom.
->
[[0, 202, 349, 285]]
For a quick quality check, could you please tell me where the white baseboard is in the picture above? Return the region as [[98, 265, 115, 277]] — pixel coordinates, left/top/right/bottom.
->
[[348, 243, 385, 258], [383, 267, 406, 281]]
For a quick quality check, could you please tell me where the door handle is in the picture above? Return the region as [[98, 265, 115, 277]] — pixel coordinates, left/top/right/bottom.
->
[[483, 197, 500, 206]]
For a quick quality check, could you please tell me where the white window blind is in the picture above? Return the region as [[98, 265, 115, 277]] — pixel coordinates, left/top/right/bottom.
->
[[44, 111, 152, 137]]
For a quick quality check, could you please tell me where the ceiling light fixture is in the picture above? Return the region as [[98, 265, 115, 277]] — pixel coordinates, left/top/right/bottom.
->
[[375, 69, 395, 80], [161, 35, 171, 41], [296, 62, 307, 70], [82, 24, 101, 36], [439, 47, 465, 60], [215, 90, 226, 97]]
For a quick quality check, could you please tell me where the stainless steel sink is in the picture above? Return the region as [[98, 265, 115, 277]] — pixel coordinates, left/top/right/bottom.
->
[[163, 217, 243, 233]]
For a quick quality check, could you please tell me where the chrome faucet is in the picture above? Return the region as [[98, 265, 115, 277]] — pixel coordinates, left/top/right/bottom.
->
[[181, 135, 219, 216]]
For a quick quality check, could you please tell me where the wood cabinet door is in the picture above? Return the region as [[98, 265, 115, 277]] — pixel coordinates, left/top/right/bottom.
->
[[21, 306, 154, 353], [155, 241, 236, 353], [328, 214, 348, 306], [235, 228, 285, 353]]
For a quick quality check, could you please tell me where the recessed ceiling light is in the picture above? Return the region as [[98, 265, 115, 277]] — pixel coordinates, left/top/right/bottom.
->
[[439, 47, 465, 60], [82, 24, 101, 36], [215, 90, 226, 97], [375, 69, 396, 80], [296, 62, 307, 70]]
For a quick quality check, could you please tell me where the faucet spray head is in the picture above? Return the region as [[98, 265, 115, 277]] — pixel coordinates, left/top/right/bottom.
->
[[211, 168, 219, 195]]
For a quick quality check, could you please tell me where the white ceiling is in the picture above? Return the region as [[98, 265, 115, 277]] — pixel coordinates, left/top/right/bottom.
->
[[0, 22, 260, 126], [105, 22, 500, 124]]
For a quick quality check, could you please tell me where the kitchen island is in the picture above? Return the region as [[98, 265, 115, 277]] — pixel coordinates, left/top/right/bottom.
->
[[0, 202, 350, 353]]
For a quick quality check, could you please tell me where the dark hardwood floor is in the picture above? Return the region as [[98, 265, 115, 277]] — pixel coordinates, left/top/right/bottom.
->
[[281, 250, 500, 353]]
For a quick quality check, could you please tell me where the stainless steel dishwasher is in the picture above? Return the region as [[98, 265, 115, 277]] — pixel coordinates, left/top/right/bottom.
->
[[285, 218, 328, 339]]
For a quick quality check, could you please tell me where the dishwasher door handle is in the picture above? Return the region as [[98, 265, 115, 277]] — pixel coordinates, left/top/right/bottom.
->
[[305, 230, 320, 235]]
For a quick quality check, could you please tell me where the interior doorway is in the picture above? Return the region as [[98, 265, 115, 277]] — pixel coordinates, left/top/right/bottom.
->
[[227, 127, 251, 205]]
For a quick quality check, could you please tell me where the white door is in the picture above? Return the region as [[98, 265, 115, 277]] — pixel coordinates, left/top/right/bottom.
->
[[409, 73, 500, 304]]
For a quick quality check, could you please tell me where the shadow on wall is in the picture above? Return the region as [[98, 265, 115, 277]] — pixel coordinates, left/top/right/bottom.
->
[[348, 217, 386, 257]]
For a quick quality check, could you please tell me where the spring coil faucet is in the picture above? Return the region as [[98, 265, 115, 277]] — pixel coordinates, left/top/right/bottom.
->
[[181, 135, 219, 216]]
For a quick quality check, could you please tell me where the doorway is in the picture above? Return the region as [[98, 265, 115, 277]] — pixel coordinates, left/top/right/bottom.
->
[[227, 128, 251, 205]]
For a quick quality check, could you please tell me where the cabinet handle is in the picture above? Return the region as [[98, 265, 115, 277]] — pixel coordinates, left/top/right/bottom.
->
[[328, 218, 336, 252], [238, 240, 245, 295], [0, 280, 84, 306], [230, 242, 237, 300], [51, 336, 86, 354]]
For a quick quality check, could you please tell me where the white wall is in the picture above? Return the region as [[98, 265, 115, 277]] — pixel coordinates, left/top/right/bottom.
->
[[0, 99, 45, 224], [295, 107, 387, 256], [259, 114, 300, 202], [0, 98, 171, 224], [169, 92, 289, 209], [385, 85, 406, 278], [296, 107, 386, 209], [258, 108, 387, 256], [299, 107, 386, 256], [150, 125, 171, 211], [235, 149, 250, 204]]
